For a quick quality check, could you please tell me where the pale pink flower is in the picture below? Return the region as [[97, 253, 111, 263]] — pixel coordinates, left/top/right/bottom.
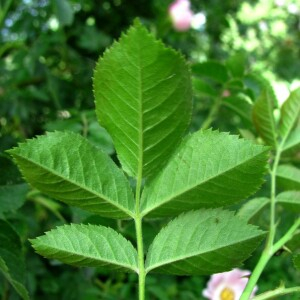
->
[[202, 269, 258, 300], [168, 0, 194, 31]]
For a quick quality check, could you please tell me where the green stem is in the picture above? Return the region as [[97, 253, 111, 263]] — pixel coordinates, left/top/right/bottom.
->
[[241, 143, 282, 300], [1, 279, 8, 300], [252, 286, 300, 300], [135, 216, 145, 300], [201, 97, 222, 130], [135, 174, 145, 300]]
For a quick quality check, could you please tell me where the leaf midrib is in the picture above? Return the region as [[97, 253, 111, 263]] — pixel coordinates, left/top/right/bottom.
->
[[142, 149, 267, 216], [13, 153, 134, 218], [145, 233, 263, 273]]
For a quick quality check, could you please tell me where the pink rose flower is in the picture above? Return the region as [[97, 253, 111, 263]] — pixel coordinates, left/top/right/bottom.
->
[[169, 0, 194, 31], [202, 269, 258, 300]]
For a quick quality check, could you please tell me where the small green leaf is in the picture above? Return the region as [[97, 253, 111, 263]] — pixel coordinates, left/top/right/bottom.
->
[[276, 165, 300, 191], [94, 20, 192, 178], [279, 87, 300, 142], [293, 254, 300, 270], [0, 220, 29, 300], [223, 94, 253, 125], [31, 224, 138, 273], [145, 209, 265, 275], [252, 89, 278, 147], [276, 191, 300, 213], [0, 183, 28, 214], [141, 130, 269, 217], [8, 131, 135, 219], [193, 78, 218, 97], [226, 53, 247, 78], [282, 127, 300, 153], [192, 61, 229, 83], [237, 197, 270, 223]]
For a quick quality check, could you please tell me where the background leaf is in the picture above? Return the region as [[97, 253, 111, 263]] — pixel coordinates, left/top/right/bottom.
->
[[94, 21, 192, 178], [0, 183, 28, 214], [31, 224, 138, 273], [282, 127, 300, 153], [279, 87, 300, 142], [0, 220, 29, 300], [276, 165, 300, 191], [293, 254, 300, 270], [145, 209, 265, 275], [276, 191, 300, 213], [192, 61, 229, 83], [8, 131, 135, 218], [237, 197, 270, 223], [252, 89, 278, 147], [141, 130, 269, 217]]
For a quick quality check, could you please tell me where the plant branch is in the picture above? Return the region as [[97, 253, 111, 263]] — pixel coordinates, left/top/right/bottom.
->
[[201, 97, 222, 130], [252, 286, 300, 300], [135, 169, 145, 300], [241, 142, 282, 299]]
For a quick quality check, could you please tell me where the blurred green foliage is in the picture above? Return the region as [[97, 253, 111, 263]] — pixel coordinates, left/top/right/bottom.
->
[[0, 0, 299, 299]]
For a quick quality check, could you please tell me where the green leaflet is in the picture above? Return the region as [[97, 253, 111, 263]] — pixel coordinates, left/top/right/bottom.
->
[[8, 131, 135, 219], [237, 197, 270, 223], [223, 94, 253, 125], [279, 87, 300, 142], [141, 130, 269, 217], [282, 127, 300, 153], [0, 221, 29, 300], [93, 20, 192, 178], [31, 224, 138, 273], [252, 89, 278, 147], [192, 61, 229, 83], [276, 191, 300, 213], [276, 165, 300, 191], [145, 209, 266, 275]]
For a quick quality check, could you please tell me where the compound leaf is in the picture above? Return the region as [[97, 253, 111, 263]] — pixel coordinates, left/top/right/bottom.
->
[[252, 89, 278, 147], [276, 191, 300, 213], [31, 224, 138, 273], [0, 220, 29, 300], [279, 87, 300, 142], [141, 130, 269, 217], [145, 209, 265, 275], [276, 165, 300, 191], [8, 131, 135, 219], [237, 197, 270, 223], [94, 20, 192, 178]]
